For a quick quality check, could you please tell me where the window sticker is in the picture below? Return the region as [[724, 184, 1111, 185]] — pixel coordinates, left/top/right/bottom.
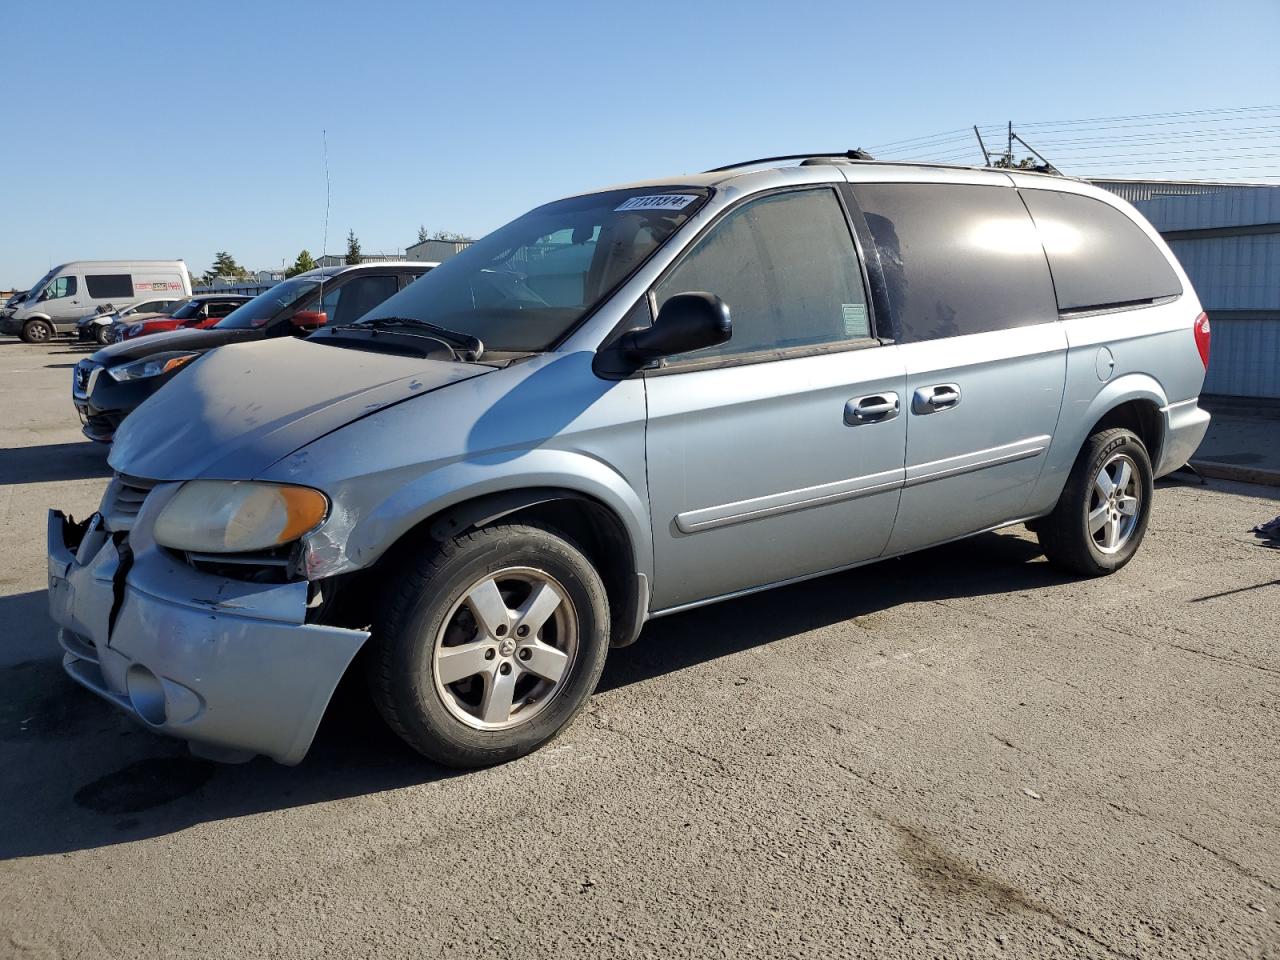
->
[[615, 194, 699, 212], [842, 303, 869, 337]]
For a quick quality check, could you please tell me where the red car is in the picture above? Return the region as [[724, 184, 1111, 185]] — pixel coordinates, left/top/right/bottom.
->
[[118, 294, 252, 341]]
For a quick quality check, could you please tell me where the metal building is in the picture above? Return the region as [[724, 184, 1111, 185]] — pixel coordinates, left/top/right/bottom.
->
[[1093, 179, 1280, 401], [405, 238, 473, 263]]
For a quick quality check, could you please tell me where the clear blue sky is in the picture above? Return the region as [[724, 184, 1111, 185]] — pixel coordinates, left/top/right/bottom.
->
[[3, 0, 1277, 288]]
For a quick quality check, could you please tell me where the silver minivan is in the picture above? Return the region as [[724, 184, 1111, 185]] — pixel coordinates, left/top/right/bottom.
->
[[49, 157, 1211, 768]]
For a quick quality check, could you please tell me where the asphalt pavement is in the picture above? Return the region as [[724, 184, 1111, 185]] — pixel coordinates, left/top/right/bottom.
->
[[1, 338, 1277, 959]]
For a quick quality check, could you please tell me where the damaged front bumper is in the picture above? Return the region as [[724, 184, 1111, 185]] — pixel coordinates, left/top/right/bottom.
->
[[48, 507, 369, 765]]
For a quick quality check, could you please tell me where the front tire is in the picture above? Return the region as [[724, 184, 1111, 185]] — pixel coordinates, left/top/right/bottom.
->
[[95, 324, 111, 345], [1037, 427, 1154, 576], [20, 319, 54, 344], [368, 523, 610, 767]]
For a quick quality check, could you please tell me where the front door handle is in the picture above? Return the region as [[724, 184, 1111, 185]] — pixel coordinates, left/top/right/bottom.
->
[[845, 392, 900, 425], [912, 383, 961, 415]]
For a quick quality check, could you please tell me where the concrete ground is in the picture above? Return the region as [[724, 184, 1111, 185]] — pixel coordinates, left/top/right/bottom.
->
[[1194, 402, 1280, 486], [1, 338, 1277, 960]]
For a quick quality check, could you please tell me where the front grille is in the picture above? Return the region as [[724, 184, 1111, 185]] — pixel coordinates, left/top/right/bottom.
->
[[73, 360, 97, 395], [100, 475, 157, 532]]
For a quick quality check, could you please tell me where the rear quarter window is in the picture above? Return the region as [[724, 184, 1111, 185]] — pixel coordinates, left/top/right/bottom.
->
[[1019, 189, 1182, 312], [85, 274, 134, 299], [852, 182, 1058, 343]]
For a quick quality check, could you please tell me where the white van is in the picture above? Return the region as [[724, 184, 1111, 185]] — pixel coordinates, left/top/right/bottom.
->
[[0, 260, 192, 342]]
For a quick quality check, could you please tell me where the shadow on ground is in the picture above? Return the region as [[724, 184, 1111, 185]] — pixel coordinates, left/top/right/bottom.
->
[[0, 442, 112, 484], [0, 529, 1075, 860]]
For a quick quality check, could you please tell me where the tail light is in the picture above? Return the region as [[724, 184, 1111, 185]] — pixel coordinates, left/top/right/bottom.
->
[[1193, 312, 1211, 369]]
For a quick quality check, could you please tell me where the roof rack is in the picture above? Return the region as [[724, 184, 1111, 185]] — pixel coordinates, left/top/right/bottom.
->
[[704, 150, 1078, 182], [705, 149, 875, 174]]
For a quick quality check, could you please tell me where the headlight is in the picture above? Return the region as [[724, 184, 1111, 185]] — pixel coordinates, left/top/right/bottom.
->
[[107, 352, 199, 381], [153, 481, 329, 553]]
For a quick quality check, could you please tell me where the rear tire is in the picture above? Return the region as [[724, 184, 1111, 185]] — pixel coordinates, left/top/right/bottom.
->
[[1037, 427, 1153, 576], [20, 319, 54, 344], [367, 523, 610, 768]]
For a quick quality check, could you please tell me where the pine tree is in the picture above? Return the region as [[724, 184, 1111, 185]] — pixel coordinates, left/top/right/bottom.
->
[[202, 251, 248, 284], [285, 249, 317, 278], [345, 230, 362, 265], [417, 225, 430, 244]]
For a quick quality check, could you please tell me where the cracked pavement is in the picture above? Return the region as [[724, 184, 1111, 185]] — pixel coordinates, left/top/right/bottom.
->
[[1, 340, 1278, 959]]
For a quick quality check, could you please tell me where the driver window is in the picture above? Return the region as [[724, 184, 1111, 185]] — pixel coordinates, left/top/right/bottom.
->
[[323, 275, 398, 326], [43, 276, 77, 300], [654, 188, 871, 363]]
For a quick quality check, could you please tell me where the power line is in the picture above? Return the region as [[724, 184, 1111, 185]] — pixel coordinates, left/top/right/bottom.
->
[[1017, 124, 1280, 146], [976, 112, 1280, 139], [1034, 145, 1280, 162], [1073, 156, 1280, 167], [867, 127, 972, 151], [1011, 103, 1280, 129]]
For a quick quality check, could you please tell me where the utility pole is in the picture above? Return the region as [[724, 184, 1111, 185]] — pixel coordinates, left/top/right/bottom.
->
[[1007, 121, 1013, 167], [1012, 133, 1061, 175]]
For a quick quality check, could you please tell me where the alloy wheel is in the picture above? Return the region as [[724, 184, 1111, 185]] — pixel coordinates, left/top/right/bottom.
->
[[1089, 453, 1142, 554], [431, 567, 579, 731]]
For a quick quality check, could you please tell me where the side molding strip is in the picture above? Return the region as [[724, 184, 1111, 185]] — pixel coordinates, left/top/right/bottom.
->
[[903, 435, 1051, 488], [675, 467, 904, 535]]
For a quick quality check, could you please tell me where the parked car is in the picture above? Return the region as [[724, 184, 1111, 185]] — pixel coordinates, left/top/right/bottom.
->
[[77, 297, 188, 344], [1, 261, 191, 342], [71, 262, 433, 442], [49, 158, 1210, 770], [114, 294, 252, 342]]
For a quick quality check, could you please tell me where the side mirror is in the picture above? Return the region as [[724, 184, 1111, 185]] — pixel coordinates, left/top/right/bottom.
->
[[621, 292, 731, 365], [291, 309, 327, 331]]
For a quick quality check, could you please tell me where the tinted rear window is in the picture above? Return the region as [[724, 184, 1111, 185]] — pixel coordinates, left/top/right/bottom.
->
[[1019, 189, 1182, 312], [85, 274, 134, 299], [853, 183, 1057, 343]]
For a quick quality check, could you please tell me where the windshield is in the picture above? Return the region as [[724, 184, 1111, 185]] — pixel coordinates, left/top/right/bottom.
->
[[25, 269, 58, 302], [162, 299, 200, 320], [125, 298, 177, 317], [214, 277, 320, 329], [355, 186, 710, 352]]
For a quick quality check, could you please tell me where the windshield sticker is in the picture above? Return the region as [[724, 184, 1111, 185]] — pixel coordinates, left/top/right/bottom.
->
[[615, 194, 699, 212]]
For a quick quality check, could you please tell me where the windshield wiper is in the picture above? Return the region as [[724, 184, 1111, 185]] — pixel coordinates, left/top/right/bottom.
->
[[341, 317, 484, 360]]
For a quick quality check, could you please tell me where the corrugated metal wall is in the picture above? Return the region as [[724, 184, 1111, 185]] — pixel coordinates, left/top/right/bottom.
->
[[1166, 234, 1280, 310], [1199, 318, 1280, 398], [1092, 179, 1227, 203], [1141, 187, 1280, 231], [1095, 179, 1280, 400]]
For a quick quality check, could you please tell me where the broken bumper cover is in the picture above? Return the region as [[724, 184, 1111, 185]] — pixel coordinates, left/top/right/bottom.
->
[[47, 510, 369, 765], [1155, 398, 1211, 478]]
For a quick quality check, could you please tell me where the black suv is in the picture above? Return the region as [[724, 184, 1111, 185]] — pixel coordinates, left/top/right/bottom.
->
[[73, 262, 435, 442]]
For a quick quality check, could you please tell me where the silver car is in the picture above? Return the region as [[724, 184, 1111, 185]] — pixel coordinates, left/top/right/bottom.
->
[[49, 156, 1211, 767]]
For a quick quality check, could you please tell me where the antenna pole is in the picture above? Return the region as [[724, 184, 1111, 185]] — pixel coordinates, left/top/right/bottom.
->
[[318, 128, 331, 309], [973, 125, 991, 166], [321, 129, 331, 261]]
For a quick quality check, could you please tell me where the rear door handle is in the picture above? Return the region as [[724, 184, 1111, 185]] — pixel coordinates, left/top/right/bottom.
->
[[845, 392, 900, 425], [912, 383, 961, 415]]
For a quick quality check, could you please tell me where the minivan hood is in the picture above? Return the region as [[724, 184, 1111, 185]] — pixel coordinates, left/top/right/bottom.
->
[[110, 337, 491, 480], [92, 326, 256, 363]]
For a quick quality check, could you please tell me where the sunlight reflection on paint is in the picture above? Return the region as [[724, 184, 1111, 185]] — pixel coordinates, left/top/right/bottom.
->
[[1034, 218, 1084, 256], [965, 217, 1040, 256]]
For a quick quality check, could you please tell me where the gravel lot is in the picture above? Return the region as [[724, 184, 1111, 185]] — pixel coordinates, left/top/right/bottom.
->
[[1, 338, 1277, 960]]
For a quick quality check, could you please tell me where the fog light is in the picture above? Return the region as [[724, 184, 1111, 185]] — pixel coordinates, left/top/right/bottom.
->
[[126, 665, 167, 726]]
